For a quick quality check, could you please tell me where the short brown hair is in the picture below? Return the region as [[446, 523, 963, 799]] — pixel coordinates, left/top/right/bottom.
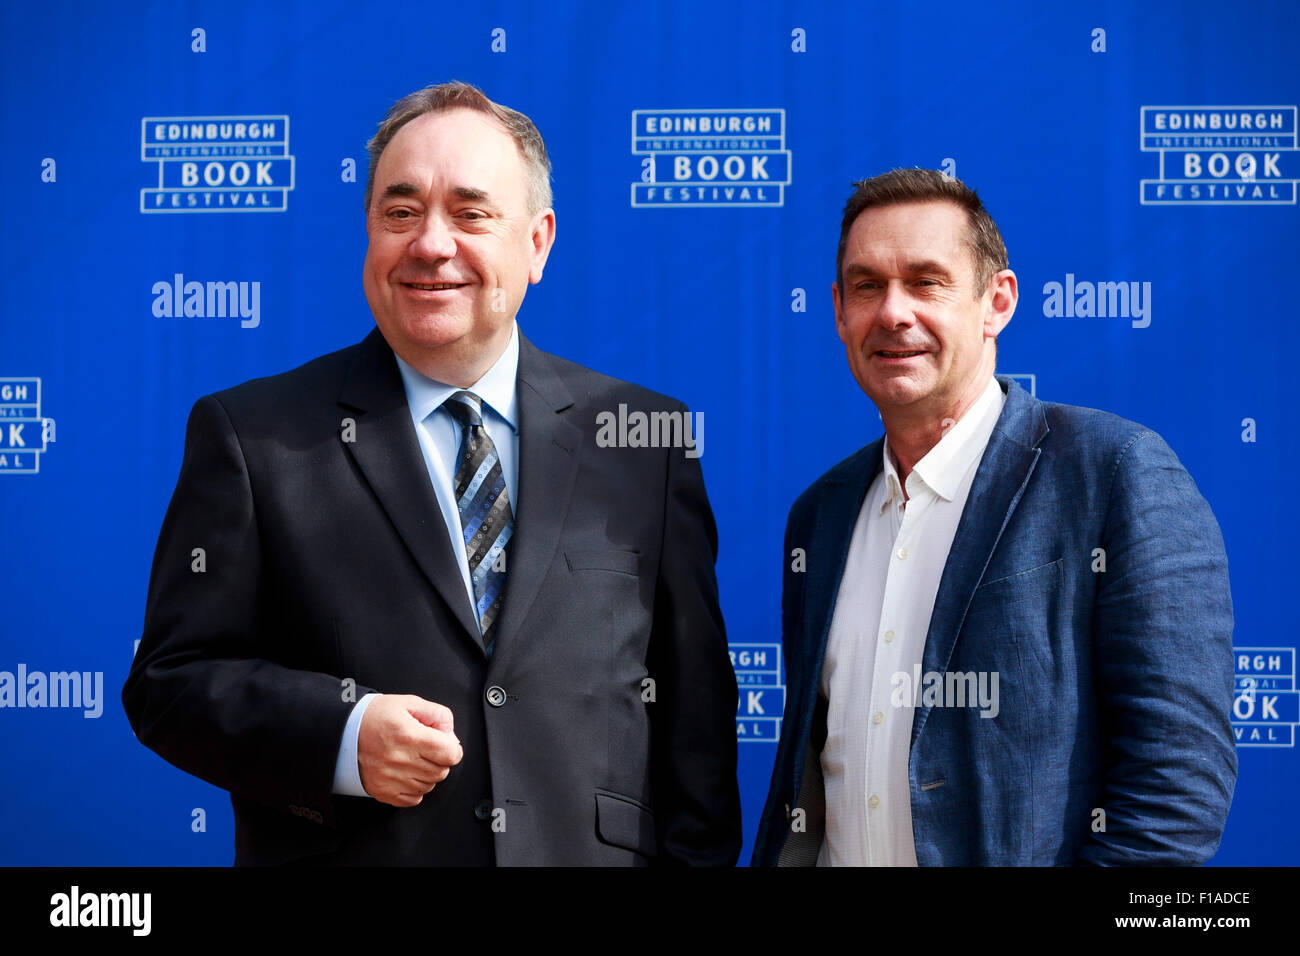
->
[[364, 80, 553, 214], [835, 168, 1008, 295]]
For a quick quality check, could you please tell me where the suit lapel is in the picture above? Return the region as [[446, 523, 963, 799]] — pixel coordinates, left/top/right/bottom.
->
[[801, 443, 881, 678], [338, 328, 482, 644], [912, 376, 1049, 746], [779, 442, 878, 862], [487, 335, 582, 662]]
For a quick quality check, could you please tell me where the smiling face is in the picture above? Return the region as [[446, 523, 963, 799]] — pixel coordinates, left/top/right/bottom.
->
[[833, 199, 1016, 427], [362, 108, 555, 384]]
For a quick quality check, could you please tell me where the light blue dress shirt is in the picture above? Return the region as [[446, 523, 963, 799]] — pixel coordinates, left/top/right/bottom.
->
[[331, 323, 521, 796]]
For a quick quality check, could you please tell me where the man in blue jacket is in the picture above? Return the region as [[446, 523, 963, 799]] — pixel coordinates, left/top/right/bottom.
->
[[752, 168, 1236, 866]]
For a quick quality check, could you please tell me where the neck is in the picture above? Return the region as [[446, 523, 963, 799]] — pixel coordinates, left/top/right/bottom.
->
[[393, 326, 513, 388], [881, 373, 993, 484]]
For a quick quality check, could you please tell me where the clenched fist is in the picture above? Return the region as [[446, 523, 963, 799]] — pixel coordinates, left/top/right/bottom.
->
[[357, 694, 463, 807]]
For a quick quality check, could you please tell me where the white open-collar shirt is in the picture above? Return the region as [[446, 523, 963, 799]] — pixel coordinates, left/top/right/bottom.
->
[[817, 375, 1005, 866]]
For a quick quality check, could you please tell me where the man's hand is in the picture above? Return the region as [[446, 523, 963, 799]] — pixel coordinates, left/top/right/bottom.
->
[[357, 694, 463, 808]]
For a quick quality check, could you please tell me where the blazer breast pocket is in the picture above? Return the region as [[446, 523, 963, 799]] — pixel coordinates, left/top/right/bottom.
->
[[565, 549, 640, 576], [974, 557, 1063, 608], [969, 557, 1070, 685], [961, 558, 1065, 666]]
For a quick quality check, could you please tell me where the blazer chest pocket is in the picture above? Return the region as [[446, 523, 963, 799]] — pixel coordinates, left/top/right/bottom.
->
[[594, 789, 655, 854], [973, 557, 1063, 607], [967, 558, 1067, 683], [566, 550, 640, 576], [961, 558, 1064, 665]]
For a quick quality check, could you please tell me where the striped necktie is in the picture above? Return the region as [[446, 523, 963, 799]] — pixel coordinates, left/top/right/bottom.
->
[[443, 391, 514, 650]]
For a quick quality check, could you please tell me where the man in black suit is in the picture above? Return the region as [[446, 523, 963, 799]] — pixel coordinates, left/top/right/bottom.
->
[[123, 81, 741, 866]]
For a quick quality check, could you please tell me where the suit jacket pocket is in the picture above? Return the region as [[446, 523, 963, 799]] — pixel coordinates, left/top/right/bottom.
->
[[974, 557, 1063, 606], [566, 550, 640, 576], [594, 788, 656, 854], [962, 557, 1064, 678]]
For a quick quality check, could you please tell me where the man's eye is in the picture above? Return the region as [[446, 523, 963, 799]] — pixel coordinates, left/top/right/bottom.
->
[[460, 210, 486, 221], [387, 208, 414, 219]]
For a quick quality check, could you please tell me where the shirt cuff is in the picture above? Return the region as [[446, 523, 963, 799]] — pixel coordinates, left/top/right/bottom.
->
[[332, 693, 378, 797]]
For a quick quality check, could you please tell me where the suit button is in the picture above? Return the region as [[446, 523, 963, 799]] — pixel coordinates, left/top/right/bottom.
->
[[485, 685, 507, 707], [474, 799, 493, 821]]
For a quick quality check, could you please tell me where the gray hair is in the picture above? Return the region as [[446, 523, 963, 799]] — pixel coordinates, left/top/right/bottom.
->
[[364, 80, 553, 215]]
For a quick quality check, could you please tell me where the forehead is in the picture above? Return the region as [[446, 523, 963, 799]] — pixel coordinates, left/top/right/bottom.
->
[[374, 108, 528, 203], [844, 200, 972, 271]]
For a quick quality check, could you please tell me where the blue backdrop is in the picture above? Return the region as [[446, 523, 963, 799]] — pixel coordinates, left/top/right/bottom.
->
[[2, 0, 1296, 865]]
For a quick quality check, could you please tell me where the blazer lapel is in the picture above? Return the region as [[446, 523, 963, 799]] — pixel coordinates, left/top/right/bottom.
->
[[487, 335, 583, 662], [912, 376, 1049, 745], [801, 444, 881, 674], [338, 328, 481, 644]]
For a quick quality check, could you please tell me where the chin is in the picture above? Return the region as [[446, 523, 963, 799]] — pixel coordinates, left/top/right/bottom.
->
[[398, 313, 476, 347], [859, 374, 927, 408]]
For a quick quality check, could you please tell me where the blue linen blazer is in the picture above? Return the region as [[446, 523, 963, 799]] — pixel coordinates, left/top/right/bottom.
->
[[752, 376, 1237, 866]]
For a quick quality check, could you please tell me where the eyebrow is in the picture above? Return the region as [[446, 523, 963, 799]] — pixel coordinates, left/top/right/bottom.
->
[[379, 182, 421, 201], [452, 186, 491, 203], [377, 183, 498, 207], [843, 259, 957, 280]]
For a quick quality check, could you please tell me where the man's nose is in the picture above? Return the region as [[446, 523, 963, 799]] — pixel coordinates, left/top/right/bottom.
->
[[409, 212, 457, 261], [876, 281, 915, 329]]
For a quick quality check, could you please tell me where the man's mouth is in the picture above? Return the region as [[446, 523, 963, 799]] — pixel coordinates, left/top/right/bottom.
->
[[875, 349, 926, 358], [405, 282, 467, 291]]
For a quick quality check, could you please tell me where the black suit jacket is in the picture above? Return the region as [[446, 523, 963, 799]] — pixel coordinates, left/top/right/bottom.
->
[[123, 328, 741, 866]]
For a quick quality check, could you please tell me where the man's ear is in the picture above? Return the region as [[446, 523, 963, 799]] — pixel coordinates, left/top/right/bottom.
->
[[528, 208, 557, 284], [833, 281, 847, 344], [984, 269, 1018, 338]]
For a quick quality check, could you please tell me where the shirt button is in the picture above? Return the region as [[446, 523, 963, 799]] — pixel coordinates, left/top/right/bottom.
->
[[868, 795, 881, 809], [896, 546, 909, 561], [485, 685, 507, 707], [872, 711, 884, 725], [883, 629, 896, 643]]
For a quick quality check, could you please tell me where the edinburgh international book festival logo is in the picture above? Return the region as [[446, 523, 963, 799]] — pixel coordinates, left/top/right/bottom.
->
[[0, 378, 55, 474], [1140, 105, 1297, 205], [631, 109, 791, 208], [140, 115, 296, 213]]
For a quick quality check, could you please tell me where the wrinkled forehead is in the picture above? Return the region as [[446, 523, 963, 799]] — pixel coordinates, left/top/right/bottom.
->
[[851, 201, 967, 253], [845, 200, 977, 277], [374, 109, 529, 205]]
